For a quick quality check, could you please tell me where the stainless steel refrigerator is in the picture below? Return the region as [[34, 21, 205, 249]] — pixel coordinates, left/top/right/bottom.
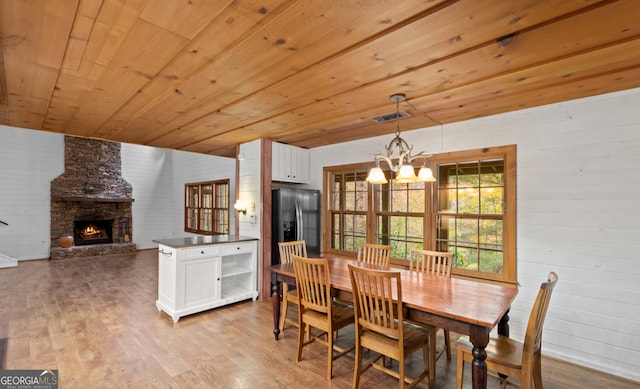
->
[[272, 188, 321, 264]]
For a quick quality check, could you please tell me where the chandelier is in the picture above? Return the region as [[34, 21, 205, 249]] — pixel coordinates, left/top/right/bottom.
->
[[365, 93, 435, 184]]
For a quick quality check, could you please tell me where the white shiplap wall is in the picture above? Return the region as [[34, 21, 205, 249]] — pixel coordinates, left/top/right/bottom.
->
[[121, 143, 174, 249], [309, 88, 640, 382], [237, 140, 262, 239], [0, 126, 63, 260]]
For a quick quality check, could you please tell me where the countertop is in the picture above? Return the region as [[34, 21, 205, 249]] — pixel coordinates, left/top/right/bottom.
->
[[153, 235, 258, 248]]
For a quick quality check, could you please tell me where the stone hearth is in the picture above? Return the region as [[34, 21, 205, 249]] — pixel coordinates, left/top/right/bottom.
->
[[50, 136, 135, 260]]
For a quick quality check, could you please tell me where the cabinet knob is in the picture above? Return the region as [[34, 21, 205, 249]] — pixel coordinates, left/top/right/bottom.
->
[[201, 250, 204, 254]]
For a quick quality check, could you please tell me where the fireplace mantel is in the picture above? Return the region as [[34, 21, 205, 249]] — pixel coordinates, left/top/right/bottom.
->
[[52, 196, 134, 203]]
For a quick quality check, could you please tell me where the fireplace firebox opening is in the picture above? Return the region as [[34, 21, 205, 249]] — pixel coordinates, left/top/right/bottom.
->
[[74, 220, 113, 246]]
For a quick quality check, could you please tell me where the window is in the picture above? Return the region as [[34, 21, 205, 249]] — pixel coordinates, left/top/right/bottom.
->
[[431, 146, 516, 283], [328, 169, 369, 254], [185, 180, 230, 235], [323, 145, 516, 283]]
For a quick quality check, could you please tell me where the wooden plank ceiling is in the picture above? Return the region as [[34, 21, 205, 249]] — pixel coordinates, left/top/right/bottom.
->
[[1, 0, 639, 158]]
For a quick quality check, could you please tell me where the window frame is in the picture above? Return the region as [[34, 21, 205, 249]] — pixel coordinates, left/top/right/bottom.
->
[[184, 179, 230, 235], [323, 163, 371, 257], [428, 145, 516, 284], [322, 145, 516, 284]]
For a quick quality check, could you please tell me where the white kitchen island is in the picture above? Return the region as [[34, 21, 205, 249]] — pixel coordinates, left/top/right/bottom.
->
[[153, 235, 259, 323]]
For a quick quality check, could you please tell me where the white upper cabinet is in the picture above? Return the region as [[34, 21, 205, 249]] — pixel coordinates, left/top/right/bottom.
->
[[272, 141, 310, 183]]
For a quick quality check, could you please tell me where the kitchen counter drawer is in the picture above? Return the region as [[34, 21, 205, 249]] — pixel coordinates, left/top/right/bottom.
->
[[184, 246, 221, 260]]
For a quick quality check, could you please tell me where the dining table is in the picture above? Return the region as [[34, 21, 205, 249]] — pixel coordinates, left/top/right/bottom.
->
[[267, 254, 519, 389]]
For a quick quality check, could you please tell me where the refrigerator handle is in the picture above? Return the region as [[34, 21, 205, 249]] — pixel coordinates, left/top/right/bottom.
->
[[295, 200, 303, 241]]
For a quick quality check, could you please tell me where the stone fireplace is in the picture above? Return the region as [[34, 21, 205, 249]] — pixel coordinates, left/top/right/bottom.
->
[[50, 136, 136, 260]]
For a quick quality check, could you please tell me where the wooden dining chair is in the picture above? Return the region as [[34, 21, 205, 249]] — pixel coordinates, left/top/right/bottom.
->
[[456, 272, 559, 389], [348, 264, 430, 389], [278, 240, 307, 333], [357, 242, 391, 266], [292, 255, 355, 380], [409, 249, 454, 384]]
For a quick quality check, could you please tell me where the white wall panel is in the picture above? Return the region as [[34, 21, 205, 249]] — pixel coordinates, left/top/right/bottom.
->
[[0, 126, 63, 260], [121, 143, 173, 249], [309, 88, 640, 382], [237, 140, 262, 239]]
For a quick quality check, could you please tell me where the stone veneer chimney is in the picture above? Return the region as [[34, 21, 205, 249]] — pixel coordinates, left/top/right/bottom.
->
[[50, 136, 135, 259]]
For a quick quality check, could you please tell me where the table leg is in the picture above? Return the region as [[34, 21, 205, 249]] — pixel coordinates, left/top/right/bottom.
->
[[271, 275, 282, 340], [497, 309, 510, 380], [469, 327, 490, 389], [498, 308, 510, 336]]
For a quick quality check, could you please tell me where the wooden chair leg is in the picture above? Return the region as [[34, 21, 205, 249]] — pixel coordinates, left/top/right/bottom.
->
[[455, 348, 464, 389], [429, 331, 437, 383], [398, 354, 405, 389], [353, 342, 363, 388], [279, 287, 289, 332], [423, 341, 430, 389], [533, 351, 543, 389], [296, 321, 305, 362], [444, 329, 452, 360], [326, 330, 334, 380]]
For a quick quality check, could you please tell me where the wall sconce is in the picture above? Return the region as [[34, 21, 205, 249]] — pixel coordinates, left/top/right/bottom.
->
[[233, 199, 247, 214]]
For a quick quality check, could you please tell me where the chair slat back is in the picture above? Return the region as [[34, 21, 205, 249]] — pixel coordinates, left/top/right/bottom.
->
[[357, 243, 391, 266], [278, 240, 307, 264], [348, 264, 403, 338], [524, 272, 558, 355], [409, 249, 453, 277], [292, 255, 331, 314]]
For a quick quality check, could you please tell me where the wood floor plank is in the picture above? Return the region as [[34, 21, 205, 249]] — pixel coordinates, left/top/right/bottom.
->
[[0, 250, 636, 388]]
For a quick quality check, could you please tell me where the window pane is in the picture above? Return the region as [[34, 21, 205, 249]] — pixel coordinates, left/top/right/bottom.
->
[[480, 187, 503, 214], [332, 178, 341, 209], [345, 191, 355, 211], [458, 188, 479, 214], [438, 188, 457, 213], [201, 209, 212, 232], [479, 249, 503, 273], [406, 216, 423, 239], [456, 247, 478, 271], [345, 236, 355, 251], [355, 174, 368, 211], [436, 215, 455, 241], [480, 161, 504, 186], [458, 164, 479, 187], [355, 214, 367, 235], [216, 184, 228, 208], [408, 188, 425, 212], [390, 239, 407, 260], [187, 208, 197, 229], [439, 164, 457, 188], [188, 186, 199, 207], [344, 214, 354, 233], [392, 189, 408, 212], [456, 218, 478, 245], [202, 184, 212, 208], [479, 219, 503, 248]]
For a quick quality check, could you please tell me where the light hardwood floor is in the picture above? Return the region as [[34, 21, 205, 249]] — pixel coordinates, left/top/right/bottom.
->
[[0, 249, 636, 389]]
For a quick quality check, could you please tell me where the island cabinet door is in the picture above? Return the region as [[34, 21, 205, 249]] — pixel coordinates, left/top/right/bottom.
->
[[179, 255, 221, 309]]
